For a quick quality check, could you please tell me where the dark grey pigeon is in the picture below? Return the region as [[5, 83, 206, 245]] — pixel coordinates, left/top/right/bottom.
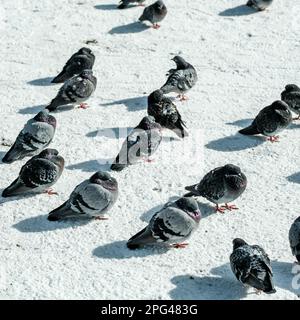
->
[[2, 149, 64, 198], [111, 116, 162, 172], [239, 100, 292, 142], [48, 171, 118, 221], [139, 0, 167, 29], [46, 70, 97, 111], [147, 89, 188, 138], [127, 197, 201, 250], [160, 56, 198, 101], [230, 238, 276, 294], [118, 0, 145, 9], [52, 47, 95, 84], [185, 164, 247, 213], [246, 0, 273, 11], [2, 110, 56, 164], [281, 84, 300, 120], [289, 216, 300, 263]]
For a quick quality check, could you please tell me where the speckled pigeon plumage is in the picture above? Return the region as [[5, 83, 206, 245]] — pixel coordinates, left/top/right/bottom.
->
[[111, 116, 162, 172], [139, 0, 167, 29], [127, 197, 201, 250], [281, 84, 300, 120], [2, 149, 64, 198], [230, 238, 276, 294], [185, 164, 247, 213], [46, 70, 97, 111], [246, 0, 273, 11], [239, 100, 292, 142], [160, 56, 198, 100], [289, 216, 300, 263], [48, 171, 118, 221], [118, 0, 145, 9], [2, 110, 56, 164], [52, 47, 95, 84], [147, 89, 188, 138]]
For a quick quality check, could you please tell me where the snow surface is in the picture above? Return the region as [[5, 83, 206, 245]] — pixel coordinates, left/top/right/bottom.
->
[[0, 0, 300, 300]]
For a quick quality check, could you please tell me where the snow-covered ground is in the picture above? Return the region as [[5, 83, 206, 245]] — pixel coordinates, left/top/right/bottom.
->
[[0, 0, 300, 300]]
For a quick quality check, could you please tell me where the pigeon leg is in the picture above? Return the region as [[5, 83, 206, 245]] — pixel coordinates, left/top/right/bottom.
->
[[215, 205, 226, 213], [144, 158, 154, 163], [152, 24, 161, 29], [78, 103, 89, 109], [222, 203, 239, 211], [293, 115, 300, 120], [94, 216, 109, 220], [267, 136, 279, 143], [177, 94, 189, 102], [171, 243, 189, 249], [44, 188, 58, 196]]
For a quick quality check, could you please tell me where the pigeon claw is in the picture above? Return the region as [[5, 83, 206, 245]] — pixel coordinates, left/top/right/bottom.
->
[[267, 136, 279, 143], [144, 158, 154, 163], [222, 203, 239, 211], [293, 116, 300, 121], [177, 94, 189, 102], [152, 24, 161, 29], [45, 188, 58, 196], [172, 243, 189, 249], [78, 103, 89, 109], [94, 216, 109, 220], [215, 205, 226, 214]]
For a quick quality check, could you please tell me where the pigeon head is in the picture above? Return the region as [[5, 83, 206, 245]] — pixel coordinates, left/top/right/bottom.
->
[[232, 238, 248, 250], [39, 149, 65, 168], [78, 47, 93, 56], [175, 197, 201, 222], [284, 84, 300, 93], [148, 90, 164, 103], [172, 56, 189, 69], [223, 164, 247, 191], [34, 110, 57, 128], [90, 171, 118, 192], [154, 0, 166, 11], [138, 116, 161, 131], [271, 100, 292, 120]]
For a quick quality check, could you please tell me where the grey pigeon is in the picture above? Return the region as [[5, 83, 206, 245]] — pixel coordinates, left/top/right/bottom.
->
[[127, 197, 201, 250], [48, 171, 118, 221], [118, 0, 145, 9], [46, 70, 97, 111], [160, 56, 198, 101], [239, 100, 292, 142], [148, 89, 188, 138], [52, 47, 95, 84], [2, 110, 56, 164], [185, 164, 247, 213], [139, 0, 167, 29], [111, 116, 162, 172], [246, 0, 273, 11], [2, 149, 64, 198], [289, 216, 300, 263], [230, 238, 276, 294], [281, 84, 300, 120]]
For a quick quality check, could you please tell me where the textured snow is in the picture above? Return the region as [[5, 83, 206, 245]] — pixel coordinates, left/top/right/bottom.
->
[[0, 0, 300, 299]]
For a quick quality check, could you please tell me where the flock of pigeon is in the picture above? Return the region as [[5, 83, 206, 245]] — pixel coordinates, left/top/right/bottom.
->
[[1, 0, 300, 297]]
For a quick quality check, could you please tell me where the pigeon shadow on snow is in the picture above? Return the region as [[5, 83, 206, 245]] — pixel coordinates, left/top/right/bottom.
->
[[13, 214, 90, 233], [170, 274, 247, 300], [206, 133, 264, 152], [27, 77, 56, 86], [109, 22, 150, 35], [86, 127, 133, 139], [93, 240, 169, 259], [94, 4, 118, 10], [100, 96, 147, 112], [18, 104, 46, 115], [66, 159, 112, 172], [0, 190, 39, 205], [287, 172, 300, 184], [219, 5, 257, 17]]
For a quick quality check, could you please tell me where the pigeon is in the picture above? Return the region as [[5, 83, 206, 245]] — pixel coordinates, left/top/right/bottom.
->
[[46, 70, 97, 111], [2, 149, 64, 198], [230, 238, 276, 294], [185, 164, 247, 213], [139, 0, 167, 29], [127, 197, 201, 250], [239, 100, 292, 142], [289, 216, 300, 264], [246, 0, 273, 11], [281, 84, 300, 120], [160, 56, 198, 101], [48, 171, 118, 221], [2, 110, 56, 164], [147, 89, 188, 138], [111, 116, 162, 172], [118, 0, 145, 9], [52, 47, 95, 84]]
